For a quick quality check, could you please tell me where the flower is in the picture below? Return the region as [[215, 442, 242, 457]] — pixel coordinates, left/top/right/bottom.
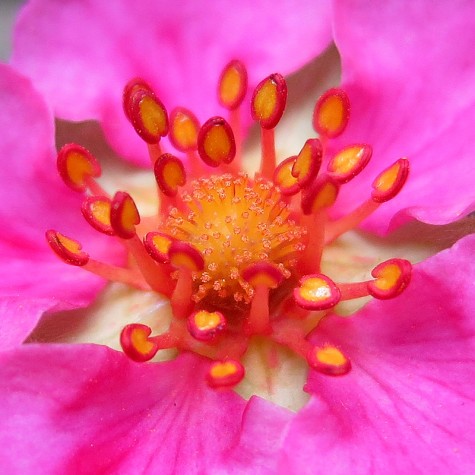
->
[[1, 0, 475, 473]]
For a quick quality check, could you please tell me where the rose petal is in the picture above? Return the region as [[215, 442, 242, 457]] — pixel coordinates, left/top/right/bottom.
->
[[330, 1, 475, 233], [12, 0, 332, 165], [0, 346, 248, 473], [280, 234, 475, 472]]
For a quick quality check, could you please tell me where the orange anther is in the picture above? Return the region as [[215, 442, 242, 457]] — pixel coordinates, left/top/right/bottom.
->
[[368, 258, 412, 299], [307, 345, 351, 376], [45, 229, 89, 266], [301, 175, 339, 215], [154, 153, 186, 197], [372, 158, 410, 203], [169, 107, 200, 152], [273, 156, 300, 196], [81, 196, 114, 235], [143, 232, 174, 264], [197, 117, 236, 167], [168, 241, 204, 272], [218, 60, 248, 110], [294, 274, 341, 310], [251, 73, 287, 129], [110, 191, 140, 239], [313, 88, 350, 139], [123, 78, 154, 122], [292, 138, 322, 188], [120, 324, 160, 362], [57, 143, 101, 192], [242, 262, 285, 289], [207, 360, 245, 388], [327, 144, 372, 183], [187, 310, 226, 341]]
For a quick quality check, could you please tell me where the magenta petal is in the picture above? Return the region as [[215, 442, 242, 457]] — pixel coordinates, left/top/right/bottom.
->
[[12, 0, 332, 165], [0, 346, 248, 473], [0, 64, 123, 331], [281, 234, 475, 473], [330, 1, 475, 232]]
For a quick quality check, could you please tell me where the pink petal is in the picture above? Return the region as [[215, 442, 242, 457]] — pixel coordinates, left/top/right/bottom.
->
[[218, 396, 293, 474], [0, 64, 123, 337], [0, 346, 248, 473], [280, 234, 475, 473], [330, 1, 475, 233], [12, 0, 332, 165]]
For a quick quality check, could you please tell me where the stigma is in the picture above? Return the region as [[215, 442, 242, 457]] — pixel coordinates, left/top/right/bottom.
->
[[47, 60, 412, 390]]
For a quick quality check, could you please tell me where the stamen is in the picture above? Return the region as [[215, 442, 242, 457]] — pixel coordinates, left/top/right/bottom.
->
[[313, 88, 350, 139], [291, 138, 323, 188], [197, 117, 236, 167], [122, 77, 154, 122], [368, 258, 412, 299], [154, 153, 186, 197], [273, 156, 301, 196], [372, 158, 410, 203], [110, 191, 140, 239], [144, 232, 174, 264], [218, 60, 248, 111], [251, 73, 287, 178], [81, 196, 115, 235], [327, 144, 372, 183], [169, 107, 200, 152], [301, 175, 340, 215], [120, 323, 160, 362], [307, 345, 351, 376], [206, 359, 245, 388], [57, 144, 104, 195], [242, 262, 284, 335], [187, 310, 226, 341], [294, 274, 341, 310], [45, 229, 89, 266]]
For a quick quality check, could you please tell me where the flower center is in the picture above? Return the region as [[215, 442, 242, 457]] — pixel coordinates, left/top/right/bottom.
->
[[46, 60, 412, 392]]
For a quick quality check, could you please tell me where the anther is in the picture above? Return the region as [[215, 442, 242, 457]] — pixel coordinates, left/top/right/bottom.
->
[[292, 138, 323, 188], [327, 144, 372, 184], [57, 143, 102, 194], [120, 323, 160, 362], [313, 88, 350, 140], [206, 359, 245, 388], [110, 191, 140, 239], [169, 107, 200, 152], [367, 258, 412, 299], [307, 345, 351, 376], [371, 158, 410, 203], [45, 229, 89, 266], [301, 175, 340, 215], [187, 310, 226, 341], [197, 117, 236, 167], [154, 153, 186, 197], [294, 274, 341, 310], [252, 73, 287, 179], [218, 60, 248, 111], [123, 78, 154, 122], [81, 196, 115, 236], [144, 232, 174, 264], [273, 156, 301, 196]]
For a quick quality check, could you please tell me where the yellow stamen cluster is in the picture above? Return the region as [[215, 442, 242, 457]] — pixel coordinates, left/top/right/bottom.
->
[[164, 173, 307, 307]]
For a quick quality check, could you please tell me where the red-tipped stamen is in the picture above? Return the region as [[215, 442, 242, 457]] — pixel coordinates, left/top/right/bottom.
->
[[372, 158, 410, 203], [292, 138, 323, 188], [368, 258, 412, 299], [273, 156, 301, 196], [294, 274, 341, 310], [301, 175, 340, 215], [123, 77, 155, 122], [197, 116, 236, 168], [251, 73, 287, 178], [313, 88, 350, 140], [242, 262, 284, 335], [110, 191, 140, 239], [169, 107, 200, 152], [187, 310, 226, 341], [169, 241, 205, 319], [57, 144, 107, 196], [154, 153, 186, 199], [46, 230, 89, 266], [207, 359, 245, 388], [325, 158, 410, 243], [307, 345, 351, 376], [144, 232, 174, 264], [327, 144, 372, 184], [81, 196, 115, 236]]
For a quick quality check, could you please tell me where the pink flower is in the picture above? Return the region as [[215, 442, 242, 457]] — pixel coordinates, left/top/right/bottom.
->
[[1, 0, 474, 473]]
